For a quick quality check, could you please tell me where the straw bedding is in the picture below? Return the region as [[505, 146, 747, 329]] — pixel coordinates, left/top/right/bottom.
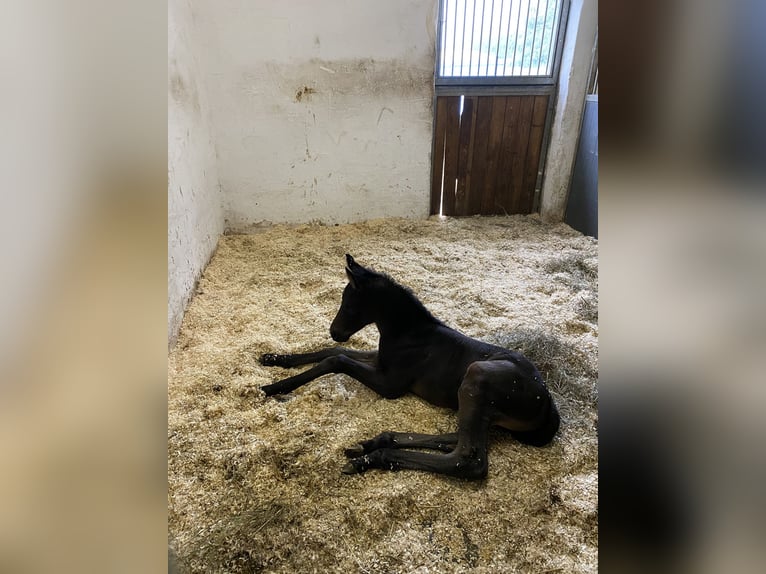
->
[[168, 215, 598, 573]]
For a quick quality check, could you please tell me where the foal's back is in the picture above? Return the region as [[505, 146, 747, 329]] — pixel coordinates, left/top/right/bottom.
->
[[393, 321, 541, 410]]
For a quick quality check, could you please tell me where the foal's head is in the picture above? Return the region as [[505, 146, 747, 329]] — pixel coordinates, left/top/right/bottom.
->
[[330, 254, 382, 342]]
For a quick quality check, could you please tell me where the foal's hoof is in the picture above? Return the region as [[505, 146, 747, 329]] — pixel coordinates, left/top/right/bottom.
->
[[259, 353, 282, 366], [261, 383, 285, 396], [342, 454, 375, 474], [342, 457, 368, 475], [344, 444, 365, 458]]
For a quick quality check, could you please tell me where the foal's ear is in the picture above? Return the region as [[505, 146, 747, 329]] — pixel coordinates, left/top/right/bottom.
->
[[345, 254, 365, 288], [346, 254, 360, 270]]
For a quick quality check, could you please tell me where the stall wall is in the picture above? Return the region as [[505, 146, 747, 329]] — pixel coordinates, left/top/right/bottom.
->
[[168, 0, 224, 345], [194, 0, 438, 228]]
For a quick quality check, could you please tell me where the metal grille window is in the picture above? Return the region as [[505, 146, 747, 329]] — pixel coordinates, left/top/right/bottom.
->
[[437, 0, 567, 83], [430, 1, 569, 216]]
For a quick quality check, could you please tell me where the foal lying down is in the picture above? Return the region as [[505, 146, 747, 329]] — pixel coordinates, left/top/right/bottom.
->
[[260, 255, 559, 479]]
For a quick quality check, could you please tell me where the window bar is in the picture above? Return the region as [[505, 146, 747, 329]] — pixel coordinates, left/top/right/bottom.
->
[[489, 0, 496, 76], [440, 0, 447, 75], [510, 0, 523, 75], [451, 0, 459, 75], [544, 0, 560, 76], [443, 0, 449, 76], [549, 0, 557, 74], [501, 0, 515, 76], [527, 0, 537, 74], [493, 0, 506, 75], [485, 0, 495, 76], [442, 0, 447, 75], [460, 0, 468, 76], [497, 0, 504, 76], [468, 0, 477, 76], [476, 0, 487, 77], [518, 0, 532, 76], [534, 0, 548, 76], [528, 0, 541, 74], [537, 0, 550, 75]]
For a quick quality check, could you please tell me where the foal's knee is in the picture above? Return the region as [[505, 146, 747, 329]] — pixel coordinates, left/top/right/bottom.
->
[[460, 362, 489, 397], [319, 354, 351, 371], [464, 361, 487, 379]]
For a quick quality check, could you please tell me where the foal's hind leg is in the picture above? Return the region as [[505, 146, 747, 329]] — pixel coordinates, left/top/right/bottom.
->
[[260, 348, 376, 368], [344, 432, 458, 457], [343, 362, 494, 479]]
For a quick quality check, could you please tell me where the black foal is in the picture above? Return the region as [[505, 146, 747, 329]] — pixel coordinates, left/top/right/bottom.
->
[[260, 255, 559, 479]]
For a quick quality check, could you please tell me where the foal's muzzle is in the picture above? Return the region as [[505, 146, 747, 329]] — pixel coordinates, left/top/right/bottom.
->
[[330, 326, 350, 342]]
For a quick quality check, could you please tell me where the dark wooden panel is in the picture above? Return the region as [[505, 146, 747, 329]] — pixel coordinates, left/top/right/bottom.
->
[[434, 93, 550, 217], [495, 96, 522, 214], [509, 96, 535, 214], [464, 96, 494, 215], [519, 95, 549, 212], [441, 96, 462, 216], [429, 97, 449, 215], [454, 96, 477, 215], [480, 96, 509, 213], [531, 94, 549, 127]]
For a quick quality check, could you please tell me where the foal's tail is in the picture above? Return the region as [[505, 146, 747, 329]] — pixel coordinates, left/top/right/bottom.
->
[[511, 398, 561, 447]]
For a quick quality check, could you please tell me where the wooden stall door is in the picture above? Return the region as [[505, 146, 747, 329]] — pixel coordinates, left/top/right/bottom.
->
[[430, 94, 549, 216]]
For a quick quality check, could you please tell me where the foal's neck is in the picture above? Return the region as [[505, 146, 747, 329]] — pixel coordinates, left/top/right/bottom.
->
[[373, 281, 440, 337]]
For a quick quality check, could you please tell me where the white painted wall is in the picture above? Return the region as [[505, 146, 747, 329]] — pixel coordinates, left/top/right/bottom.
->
[[168, 0, 224, 345], [540, 0, 598, 222], [194, 0, 438, 228]]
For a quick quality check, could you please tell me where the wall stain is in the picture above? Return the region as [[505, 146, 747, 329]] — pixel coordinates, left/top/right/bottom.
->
[[169, 72, 201, 115], [274, 57, 434, 100], [295, 86, 317, 102], [170, 74, 187, 102], [169, 56, 201, 115]]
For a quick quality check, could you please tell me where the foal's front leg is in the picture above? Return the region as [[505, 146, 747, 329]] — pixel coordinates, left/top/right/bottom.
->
[[261, 353, 407, 398], [260, 348, 376, 368]]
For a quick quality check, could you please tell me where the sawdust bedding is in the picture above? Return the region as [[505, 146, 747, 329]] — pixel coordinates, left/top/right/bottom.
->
[[168, 215, 598, 573]]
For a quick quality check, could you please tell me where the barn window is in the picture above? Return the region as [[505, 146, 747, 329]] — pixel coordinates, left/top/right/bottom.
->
[[437, 0, 568, 83], [430, 1, 570, 217]]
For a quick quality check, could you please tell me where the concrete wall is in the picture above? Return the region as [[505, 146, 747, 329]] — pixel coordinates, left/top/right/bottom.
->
[[194, 0, 438, 228], [540, 0, 598, 222], [168, 0, 224, 345]]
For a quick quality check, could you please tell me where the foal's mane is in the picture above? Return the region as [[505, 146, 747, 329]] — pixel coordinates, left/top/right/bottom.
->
[[369, 270, 440, 324]]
